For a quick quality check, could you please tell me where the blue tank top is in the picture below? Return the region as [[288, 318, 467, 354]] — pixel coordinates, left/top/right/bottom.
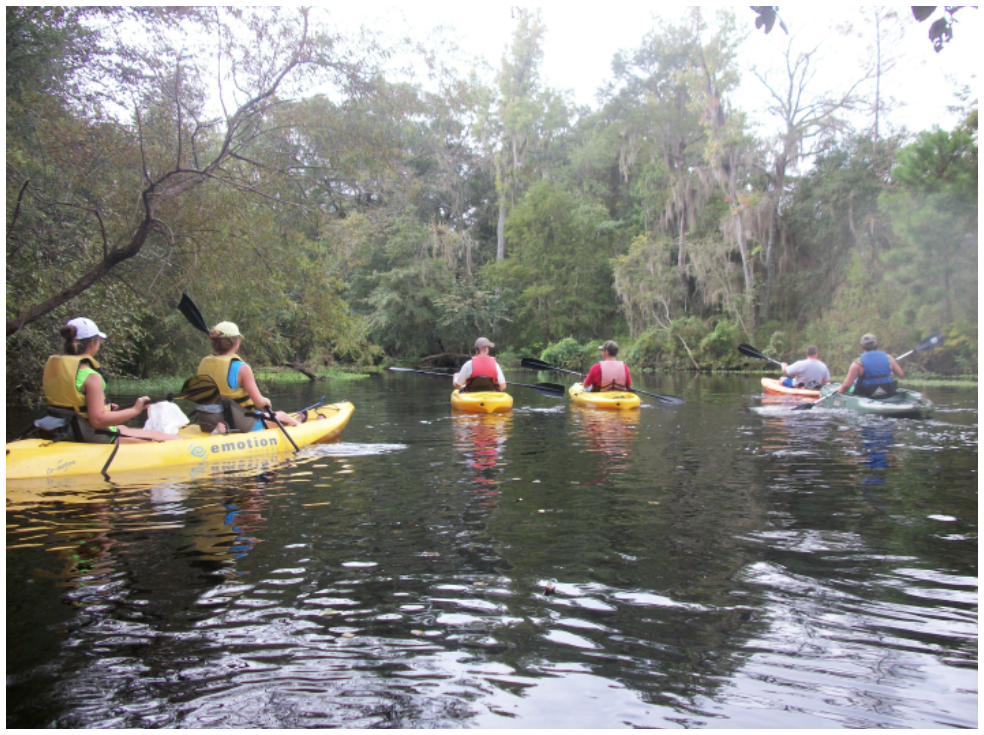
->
[[858, 351, 893, 386]]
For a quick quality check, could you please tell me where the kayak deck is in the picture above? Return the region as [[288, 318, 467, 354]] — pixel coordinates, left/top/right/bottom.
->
[[5, 402, 354, 480], [820, 383, 934, 419], [569, 383, 641, 410], [450, 390, 513, 414]]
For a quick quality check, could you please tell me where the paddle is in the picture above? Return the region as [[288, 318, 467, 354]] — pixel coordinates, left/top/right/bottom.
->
[[737, 343, 784, 369], [387, 366, 566, 398], [178, 293, 209, 335], [520, 357, 685, 405], [150, 374, 221, 405], [792, 332, 944, 411]]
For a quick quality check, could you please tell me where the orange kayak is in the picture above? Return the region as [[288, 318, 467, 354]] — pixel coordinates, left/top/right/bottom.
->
[[761, 377, 821, 399]]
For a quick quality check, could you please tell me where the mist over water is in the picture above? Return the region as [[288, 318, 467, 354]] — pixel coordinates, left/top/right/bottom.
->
[[6, 374, 977, 728]]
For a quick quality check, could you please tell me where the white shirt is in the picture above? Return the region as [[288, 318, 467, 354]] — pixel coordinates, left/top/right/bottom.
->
[[785, 357, 830, 386]]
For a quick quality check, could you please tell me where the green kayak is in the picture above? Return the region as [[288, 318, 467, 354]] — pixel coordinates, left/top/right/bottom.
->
[[820, 383, 934, 419]]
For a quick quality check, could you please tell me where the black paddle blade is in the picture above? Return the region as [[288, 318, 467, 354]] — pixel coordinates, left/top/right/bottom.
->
[[636, 390, 685, 405], [521, 357, 554, 371], [737, 343, 767, 360], [178, 293, 210, 335], [512, 381, 566, 398], [913, 332, 944, 353], [172, 374, 220, 404]]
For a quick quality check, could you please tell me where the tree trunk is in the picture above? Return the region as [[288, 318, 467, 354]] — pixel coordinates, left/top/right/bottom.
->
[[496, 196, 507, 260]]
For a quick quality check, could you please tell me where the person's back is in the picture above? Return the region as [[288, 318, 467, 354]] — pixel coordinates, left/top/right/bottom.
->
[[782, 346, 830, 389], [454, 337, 507, 393], [584, 340, 631, 392]]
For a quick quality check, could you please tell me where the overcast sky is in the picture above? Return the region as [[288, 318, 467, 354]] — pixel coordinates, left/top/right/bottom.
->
[[323, 4, 979, 139]]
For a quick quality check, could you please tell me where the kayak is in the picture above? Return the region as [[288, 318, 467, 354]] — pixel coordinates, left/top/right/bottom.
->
[[761, 377, 821, 398], [820, 383, 935, 419], [569, 382, 641, 410], [450, 390, 513, 414], [5, 401, 354, 480]]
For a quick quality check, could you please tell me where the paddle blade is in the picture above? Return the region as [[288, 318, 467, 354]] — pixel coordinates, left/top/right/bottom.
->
[[913, 332, 944, 353], [521, 357, 555, 371], [523, 382, 566, 398], [172, 374, 220, 404], [178, 293, 210, 335], [737, 343, 767, 360]]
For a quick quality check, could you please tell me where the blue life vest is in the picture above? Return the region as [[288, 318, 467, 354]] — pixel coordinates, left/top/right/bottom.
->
[[857, 351, 893, 387]]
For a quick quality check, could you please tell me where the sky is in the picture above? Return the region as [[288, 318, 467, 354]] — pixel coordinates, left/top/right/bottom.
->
[[323, 4, 979, 139]]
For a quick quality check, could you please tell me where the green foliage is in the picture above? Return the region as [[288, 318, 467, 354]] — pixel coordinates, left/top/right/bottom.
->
[[487, 181, 626, 345], [4, 7, 977, 397], [698, 319, 743, 366], [540, 337, 596, 372]]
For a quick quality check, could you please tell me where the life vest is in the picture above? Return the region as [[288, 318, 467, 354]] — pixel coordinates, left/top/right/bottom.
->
[[41, 354, 117, 443], [465, 355, 500, 392], [42, 354, 103, 418], [196, 355, 255, 408], [857, 351, 893, 387], [598, 360, 628, 391]]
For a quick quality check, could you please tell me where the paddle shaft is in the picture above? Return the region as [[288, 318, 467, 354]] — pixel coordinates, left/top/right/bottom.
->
[[387, 367, 564, 397]]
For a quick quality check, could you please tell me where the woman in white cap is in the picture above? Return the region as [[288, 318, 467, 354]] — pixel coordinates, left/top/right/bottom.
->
[[196, 321, 302, 433], [41, 318, 180, 443], [453, 337, 507, 392]]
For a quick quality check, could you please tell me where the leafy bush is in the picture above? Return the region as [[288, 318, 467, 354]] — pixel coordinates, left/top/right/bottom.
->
[[540, 337, 594, 372]]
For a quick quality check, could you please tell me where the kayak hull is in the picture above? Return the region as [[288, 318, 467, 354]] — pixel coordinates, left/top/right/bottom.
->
[[5, 401, 354, 480], [569, 382, 641, 410], [820, 383, 934, 419], [761, 377, 821, 399], [450, 390, 513, 414]]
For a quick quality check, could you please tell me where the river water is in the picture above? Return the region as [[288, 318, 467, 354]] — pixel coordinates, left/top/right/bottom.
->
[[5, 373, 978, 728]]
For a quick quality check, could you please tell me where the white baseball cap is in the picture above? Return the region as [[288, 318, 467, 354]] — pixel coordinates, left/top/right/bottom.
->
[[66, 317, 107, 340]]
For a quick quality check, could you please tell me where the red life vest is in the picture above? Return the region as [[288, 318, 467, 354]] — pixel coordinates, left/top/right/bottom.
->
[[466, 355, 500, 391], [598, 360, 628, 391]]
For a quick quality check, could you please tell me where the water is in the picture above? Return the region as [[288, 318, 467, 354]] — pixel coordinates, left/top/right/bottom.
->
[[6, 374, 978, 728]]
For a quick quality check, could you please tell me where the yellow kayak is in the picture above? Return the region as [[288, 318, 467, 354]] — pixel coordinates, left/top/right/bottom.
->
[[569, 382, 641, 410], [449, 390, 513, 414], [5, 402, 354, 480]]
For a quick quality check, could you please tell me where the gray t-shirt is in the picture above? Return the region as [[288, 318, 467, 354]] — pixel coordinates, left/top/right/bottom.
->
[[785, 358, 830, 387]]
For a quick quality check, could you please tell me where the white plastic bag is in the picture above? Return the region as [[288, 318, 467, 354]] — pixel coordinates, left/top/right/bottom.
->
[[143, 401, 190, 435]]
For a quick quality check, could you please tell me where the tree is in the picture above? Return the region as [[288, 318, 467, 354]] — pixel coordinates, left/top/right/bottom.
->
[[881, 125, 978, 326], [750, 37, 866, 322], [6, 7, 373, 336]]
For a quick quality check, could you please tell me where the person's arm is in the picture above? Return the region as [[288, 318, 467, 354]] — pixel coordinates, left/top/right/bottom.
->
[[837, 362, 862, 394], [624, 364, 632, 388], [496, 364, 507, 390], [821, 365, 830, 385], [888, 355, 904, 378], [237, 363, 272, 410], [453, 361, 472, 389], [583, 364, 601, 389], [781, 361, 790, 375], [84, 374, 149, 429]]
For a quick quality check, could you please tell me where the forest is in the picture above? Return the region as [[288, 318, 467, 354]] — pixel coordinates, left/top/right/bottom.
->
[[6, 7, 978, 398]]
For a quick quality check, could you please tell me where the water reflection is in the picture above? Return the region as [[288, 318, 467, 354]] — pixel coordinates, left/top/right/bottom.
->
[[5, 377, 978, 729], [569, 406, 637, 485]]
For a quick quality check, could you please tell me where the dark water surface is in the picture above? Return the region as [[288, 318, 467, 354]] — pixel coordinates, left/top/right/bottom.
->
[[6, 374, 978, 728]]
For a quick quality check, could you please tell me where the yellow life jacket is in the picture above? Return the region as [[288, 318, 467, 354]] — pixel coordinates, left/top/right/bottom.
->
[[196, 354, 255, 408], [42, 354, 103, 418]]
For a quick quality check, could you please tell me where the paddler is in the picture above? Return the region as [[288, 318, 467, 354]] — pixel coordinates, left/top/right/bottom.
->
[[583, 340, 632, 392], [41, 317, 180, 443], [780, 345, 830, 389], [836, 333, 903, 398], [453, 337, 507, 392], [196, 321, 303, 433]]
